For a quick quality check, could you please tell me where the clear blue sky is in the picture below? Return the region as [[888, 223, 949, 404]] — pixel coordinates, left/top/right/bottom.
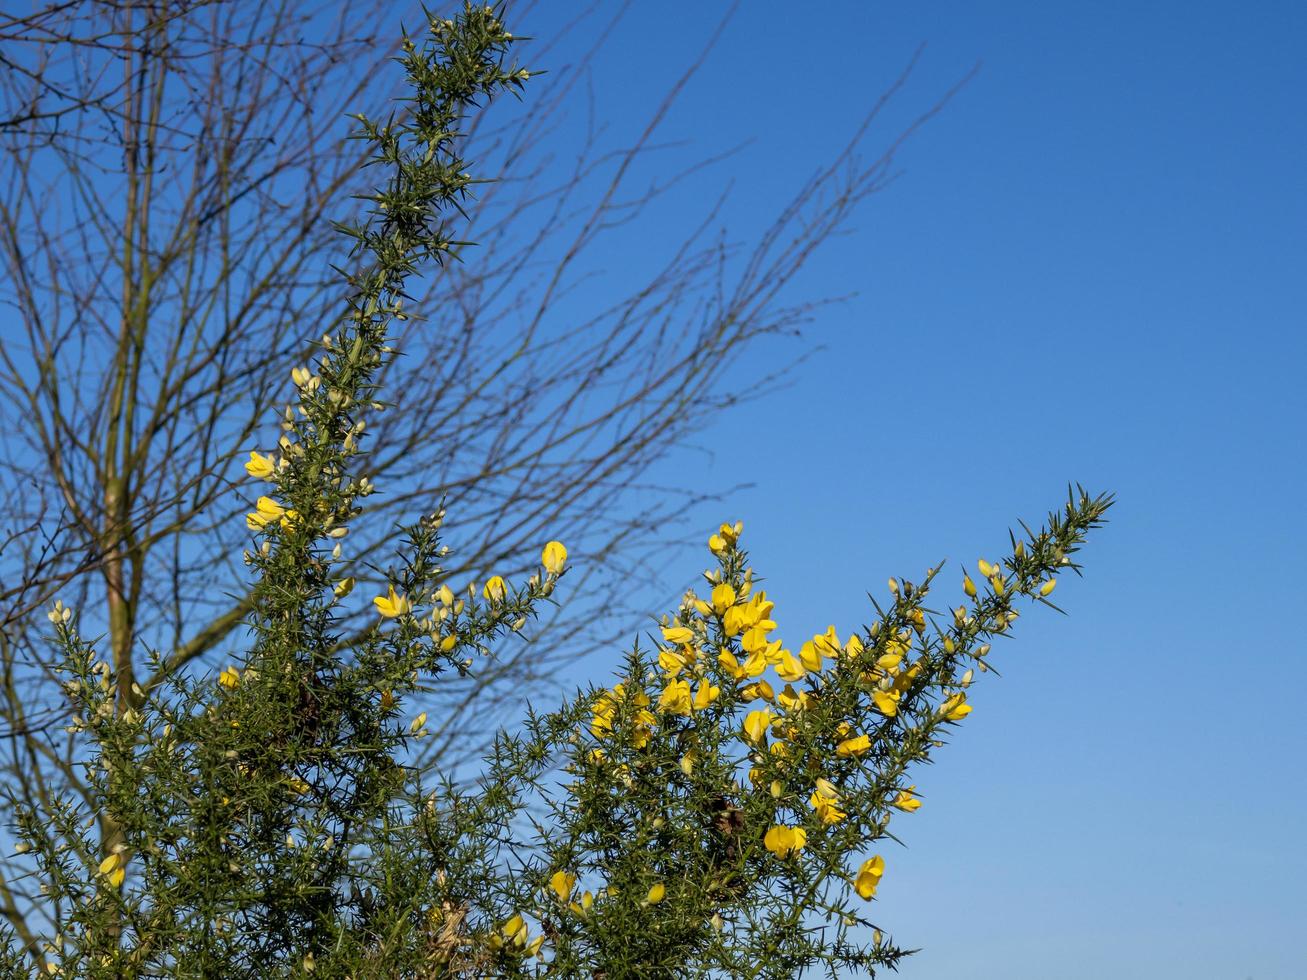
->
[[513, 2, 1306, 977]]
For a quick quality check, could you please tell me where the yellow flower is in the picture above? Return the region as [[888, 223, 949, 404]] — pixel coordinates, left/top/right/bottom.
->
[[854, 855, 885, 899], [871, 689, 899, 717], [776, 684, 810, 713], [1040, 578, 1057, 596], [742, 709, 775, 743], [708, 533, 727, 554], [774, 650, 805, 683], [718, 650, 745, 680], [541, 540, 568, 575], [845, 634, 864, 657], [692, 681, 720, 711], [742, 650, 768, 677], [484, 575, 507, 602], [813, 625, 841, 656], [657, 678, 693, 716], [963, 575, 977, 598], [977, 558, 996, 578], [835, 734, 871, 758], [939, 691, 972, 721], [333, 577, 355, 598], [218, 666, 241, 690], [374, 585, 411, 619], [876, 651, 903, 672], [809, 779, 847, 825], [661, 625, 694, 646], [891, 662, 922, 695], [502, 913, 527, 946], [711, 582, 736, 613], [245, 495, 286, 530], [409, 712, 428, 734], [548, 870, 576, 902], [722, 605, 748, 637], [892, 786, 922, 812], [645, 882, 666, 905], [658, 647, 687, 675], [797, 641, 822, 674], [631, 709, 656, 749], [740, 679, 774, 703], [287, 776, 310, 795], [740, 626, 769, 654], [763, 825, 807, 858], [244, 451, 277, 480]]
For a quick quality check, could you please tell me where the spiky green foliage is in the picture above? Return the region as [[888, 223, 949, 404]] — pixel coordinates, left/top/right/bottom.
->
[[1, 5, 1110, 977]]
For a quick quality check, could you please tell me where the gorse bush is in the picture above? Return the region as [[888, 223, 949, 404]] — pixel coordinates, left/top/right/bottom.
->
[[1, 5, 1110, 977]]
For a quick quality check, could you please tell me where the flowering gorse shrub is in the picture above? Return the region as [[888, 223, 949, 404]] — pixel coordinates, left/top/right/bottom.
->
[[0, 5, 1110, 977]]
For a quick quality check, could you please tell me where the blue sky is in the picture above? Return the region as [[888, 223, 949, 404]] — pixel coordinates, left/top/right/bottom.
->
[[513, 2, 1306, 976]]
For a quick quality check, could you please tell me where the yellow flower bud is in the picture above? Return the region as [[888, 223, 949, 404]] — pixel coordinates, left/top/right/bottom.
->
[[483, 575, 507, 602], [541, 540, 568, 575]]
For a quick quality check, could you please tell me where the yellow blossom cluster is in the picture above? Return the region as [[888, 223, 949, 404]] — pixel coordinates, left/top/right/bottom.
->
[[590, 682, 656, 750], [489, 913, 544, 958], [691, 523, 917, 906]]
